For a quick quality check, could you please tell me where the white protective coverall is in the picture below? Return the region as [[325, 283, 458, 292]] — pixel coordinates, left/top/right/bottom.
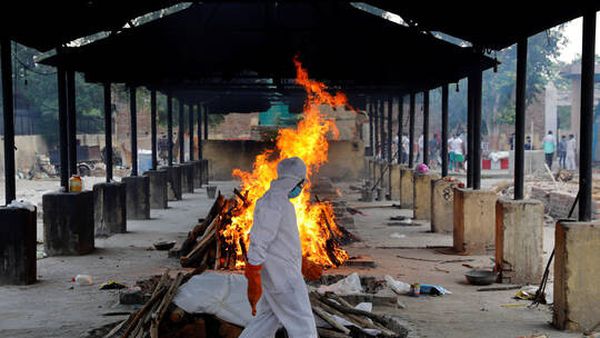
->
[[239, 157, 318, 338]]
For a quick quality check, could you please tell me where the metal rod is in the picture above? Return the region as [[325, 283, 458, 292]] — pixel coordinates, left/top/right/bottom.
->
[[150, 89, 158, 170], [408, 93, 415, 168], [167, 94, 173, 166], [66, 69, 77, 177], [514, 39, 527, 200], [441, 84, 449, 177], [398, 96, 404, 164], [198, 104, 203, 160], [373, 100, 379, 159], [57, 66, 69, 190], [387, 98, 393, 163], [203, 104, 208, 140], [579, 9, 596, 221], [473, 70, 483, 190], [189, 104, 194, 162], [1, 38, 16, 202], [423, 90, 430, 165], [103, 82, 113, 182], [178, 100, 184, 163], [467, 75, 474, 188], [129, 86, 138, 176], [368, 99, 374, 157], [379, 99, 385, 160]]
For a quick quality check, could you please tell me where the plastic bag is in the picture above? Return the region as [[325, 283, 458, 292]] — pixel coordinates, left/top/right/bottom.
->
[[317, 272, 363, 295], [384, 275, 411, 295]]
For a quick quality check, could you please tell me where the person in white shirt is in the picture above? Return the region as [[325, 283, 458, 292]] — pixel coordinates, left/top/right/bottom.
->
[[417, 134, 424, 163], [448, 135, 456, 170], [451, 134, 464, 172], [401, 133, 410, 164], [566, 134, 577, 170]]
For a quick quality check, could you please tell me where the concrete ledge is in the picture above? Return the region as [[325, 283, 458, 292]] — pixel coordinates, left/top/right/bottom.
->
[[162, 165, 183, 201], [400, 168, 414, 209], [431, 179, 458, 233], [145, 169, 168, 209], [554, 220, 600, 331], [0, 206, 37, 285], [453, 188, 497, 254], [122, 176, 150, 220], [413, 173, 440, 220], [181, 163, 195, 193], [94, 182, 127, 236], [495, 198, 544, 284], [390, 164, 401, 200], [43, 191, 94, 256]]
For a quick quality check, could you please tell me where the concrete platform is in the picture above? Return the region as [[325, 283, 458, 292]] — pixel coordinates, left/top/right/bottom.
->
[[192, 160, 203, 189], [495, 198, 544, 284], [390, 164, 401, 200], [145, 169, 168, 209], [554, 220, 600, 331], [400, 167, 414, 209], [430, 178, 458, 234], [180, 162, 195, 193], [122, 176, 150, 220], [453, 188, 497, 255], [162, 165, 183, 201], [0, 206, 37, 285], [413, 172, 440, 220], [43, 191, 95, 255], [93, 182, 127, 236]]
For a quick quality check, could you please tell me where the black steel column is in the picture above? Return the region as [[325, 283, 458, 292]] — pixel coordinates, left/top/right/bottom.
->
[[56, 66, 69, 190], [579, 9, 596, 221], [103, 83, 113, 182], [178, 100, 184, 163], [423, 91, 430, 165], [374, 100, 379, 158], [203, 104, 208, 140], [66, 69, 77, 177], [467, 76, 474, 188], [167, 94, 173, 166], [197, 104, 203, 160], [189, 104, 194, 162], [368, 99, 374, 157], [397, 96, 404, 163], [387, 98, 393, 163], [379, 99, 385, 159], [129, 86, 138, 176], [473, 70, 483, 190], [1, 38, 16, 202], [150, 90, 158, 170], [441, 84, 449, 177], [409, 93, 415, 167], [514, 39, 527, 200]]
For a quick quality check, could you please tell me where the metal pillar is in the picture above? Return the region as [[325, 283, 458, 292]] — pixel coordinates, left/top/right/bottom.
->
[[379, 99, 385, 160], [579, 9, 596, 221], [103, 83, 113, 182], [387, 98, 393, 163], [514, 39, 527, 200], [408, 93, 415, 168], [129, 86, 138, 176], [150, 89, 158, 170], [373, 100, 379, 158], [1, 38, 16, 202], [397, 96, 404, 163], [203, 104, 208, 140], [368, 99, 374, 157], [57, 66, 69, 189], [66, 69, 77, 177], [467, 76, 474, 188], [167, 94, 173, 166], [441, 84, 449, 177], [178, 100, 184, 163], [189, 104, 194, 162], [472, 70, 483, 190], [198, 104, 203, 160], [422, 91, 430, 165]]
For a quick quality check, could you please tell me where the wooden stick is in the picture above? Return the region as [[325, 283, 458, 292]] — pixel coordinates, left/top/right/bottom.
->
[[320, 293, 389, 326], [395, 255, 440, 262], [150, 272, 184, 338], [477, 285, 522, 292], [312, 306, 350, 334], [180, 217, 218, 267], [317, 328, 351, 338]]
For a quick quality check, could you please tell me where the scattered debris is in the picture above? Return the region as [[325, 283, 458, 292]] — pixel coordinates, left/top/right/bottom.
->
[[345, 256, 377, 268], [74, 274, 93, 286], [153, 240, 176, 251], [119, 287, 145, 305], [477, 285, 522, 292], [99, 280, 127, 290], [389, 233, 406, 239], [317, 273, 363, 296], [384, 275, 410, 295]]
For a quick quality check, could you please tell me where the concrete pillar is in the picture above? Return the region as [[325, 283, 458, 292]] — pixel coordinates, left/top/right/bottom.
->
[[201, 159, 209, 185], [453, 188, 497, 254], [379, 162, 390, 199], [389, 164, 401, 200], [399, 167, 414, 209], [0, 206, 36, 285], [122, 176, 150, 220], [181, 162, 195, 193], [192, 160, 203, 189], [162, 165, 183, 201], [413, 172, 440, 220], [93, 182, 127, 236], [495, 198, 544, 284], [553, 220, 600, 331], [145, 169, 168, 209], [43, 191, 94, 255], [431, 178, 459, 233]]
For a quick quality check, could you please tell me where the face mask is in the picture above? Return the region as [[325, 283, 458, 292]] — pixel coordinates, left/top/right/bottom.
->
[[288, 179, 305, 199]]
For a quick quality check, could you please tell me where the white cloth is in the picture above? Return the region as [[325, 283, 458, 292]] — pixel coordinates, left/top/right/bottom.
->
[[451, 138, 463, 155], [401, 136, 409, 153], [241, 157, 318, 338], [566, 138, 577, 170]]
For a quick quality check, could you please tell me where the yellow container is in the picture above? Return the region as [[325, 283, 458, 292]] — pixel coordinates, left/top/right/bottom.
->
[[69, 175, 82, 192]]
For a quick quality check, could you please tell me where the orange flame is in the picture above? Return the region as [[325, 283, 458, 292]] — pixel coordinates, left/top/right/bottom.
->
[[222, 57, 350, 268]]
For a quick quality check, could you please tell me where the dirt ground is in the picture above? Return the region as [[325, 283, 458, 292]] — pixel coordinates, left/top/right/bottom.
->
[[0, 177, 583, 338]]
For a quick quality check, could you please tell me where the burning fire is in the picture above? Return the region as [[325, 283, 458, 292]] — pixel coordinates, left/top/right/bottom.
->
[[222, 57, 350, 269]]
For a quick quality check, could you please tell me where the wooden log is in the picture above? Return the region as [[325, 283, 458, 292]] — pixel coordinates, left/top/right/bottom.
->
[[180, 194, 224, 256], [180, 218, 218, 267], [312, 305, 350, 335], [318, 293, 389, 326], [317, 328, 351, 338], [150, 272, 184, 338], [122, 285, 167, 338]]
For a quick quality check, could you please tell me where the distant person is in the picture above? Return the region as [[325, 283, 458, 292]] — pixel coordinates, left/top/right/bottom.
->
[[451, 133, 464, 172], [417, 134, 424, 163], [566, 134, 577, 170], [401, 133, 410, 164], [524, 136, 532, 150], [509, 133, 515, 150], [543, 130, 556, 169], [558, 135, 567, 169], [448, 135, 456, 171]]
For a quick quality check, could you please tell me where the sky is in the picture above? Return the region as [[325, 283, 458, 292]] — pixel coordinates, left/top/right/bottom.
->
[[557, 12, 600, 63]]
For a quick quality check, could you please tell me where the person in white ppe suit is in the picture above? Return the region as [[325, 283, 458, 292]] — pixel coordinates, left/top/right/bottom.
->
[[240, 157, 318, 338]]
